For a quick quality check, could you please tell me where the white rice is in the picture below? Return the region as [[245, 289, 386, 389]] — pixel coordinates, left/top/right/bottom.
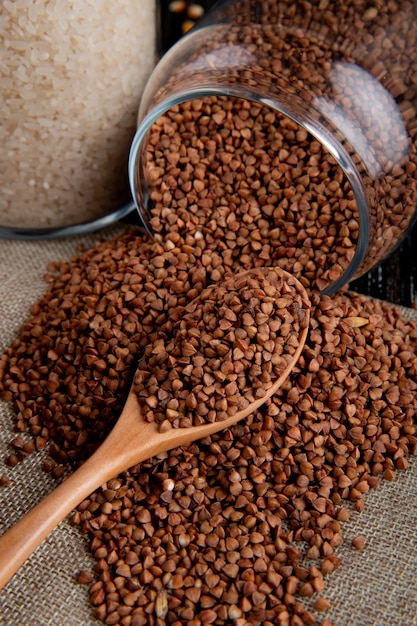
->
[[0, 0, 157, 230]]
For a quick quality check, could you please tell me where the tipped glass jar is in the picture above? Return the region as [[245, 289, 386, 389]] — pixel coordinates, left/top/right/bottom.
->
[[129, 0, 417, 294]]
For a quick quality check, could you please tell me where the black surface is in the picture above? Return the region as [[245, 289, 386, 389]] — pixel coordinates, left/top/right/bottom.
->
[[350, 222, 417, 307]]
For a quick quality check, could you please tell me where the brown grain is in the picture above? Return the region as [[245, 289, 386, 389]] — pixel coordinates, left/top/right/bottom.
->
[[139, 0, 417, 289], [3, 252, 415, 624], [351, 535, 366, 550], [145, 95, 360, 294], [133, 267, 309, 427], [1, 3, 417, 623]]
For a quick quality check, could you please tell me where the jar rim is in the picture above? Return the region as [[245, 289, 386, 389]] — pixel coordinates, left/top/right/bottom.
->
[[129, 85, 370, 294]]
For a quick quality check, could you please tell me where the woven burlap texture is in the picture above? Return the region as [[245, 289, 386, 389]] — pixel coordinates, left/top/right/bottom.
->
[[0, 230, 416, 626]]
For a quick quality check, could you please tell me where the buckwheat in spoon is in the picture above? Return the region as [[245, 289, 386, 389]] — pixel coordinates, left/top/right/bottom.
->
[[0, 266, 310, 590]]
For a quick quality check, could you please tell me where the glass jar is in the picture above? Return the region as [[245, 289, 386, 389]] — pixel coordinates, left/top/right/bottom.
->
[[0, 0, 157, 238], [128, 0, 417, 294]]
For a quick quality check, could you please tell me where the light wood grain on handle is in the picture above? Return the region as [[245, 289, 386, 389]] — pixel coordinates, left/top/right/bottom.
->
[[0, 394, 157, 591]]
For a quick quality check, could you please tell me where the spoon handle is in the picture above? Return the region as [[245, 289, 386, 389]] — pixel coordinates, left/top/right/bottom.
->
[[0, 393, 159, 591], [0, 438, 121, 590], [0, 392, 225, 591]]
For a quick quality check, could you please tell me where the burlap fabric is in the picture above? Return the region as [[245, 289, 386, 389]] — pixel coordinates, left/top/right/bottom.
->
[[0, 229, 416, 626]]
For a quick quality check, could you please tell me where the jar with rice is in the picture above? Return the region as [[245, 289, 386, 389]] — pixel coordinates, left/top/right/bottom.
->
[[0, 0, 157, 237]]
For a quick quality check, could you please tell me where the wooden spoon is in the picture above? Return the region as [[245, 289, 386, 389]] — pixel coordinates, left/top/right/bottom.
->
[[0, 267, 310, 590]]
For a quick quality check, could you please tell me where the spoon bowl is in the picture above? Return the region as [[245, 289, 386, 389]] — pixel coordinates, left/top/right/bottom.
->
[[0, 266, 310, 590]]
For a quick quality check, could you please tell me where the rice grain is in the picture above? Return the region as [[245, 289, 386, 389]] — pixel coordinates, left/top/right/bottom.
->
[[0, 0, 157, 229]]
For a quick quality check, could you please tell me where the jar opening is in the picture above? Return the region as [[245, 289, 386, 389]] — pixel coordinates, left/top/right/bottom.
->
[[129, 90, 369, 294]]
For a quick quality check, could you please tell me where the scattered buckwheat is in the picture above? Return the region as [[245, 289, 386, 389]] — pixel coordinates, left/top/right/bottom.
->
[[2, 0, 417, 624], [351, 535, 366, 550]]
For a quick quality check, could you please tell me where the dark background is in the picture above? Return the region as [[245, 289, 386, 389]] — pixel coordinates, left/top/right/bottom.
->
[[157, 0, 417, 308]]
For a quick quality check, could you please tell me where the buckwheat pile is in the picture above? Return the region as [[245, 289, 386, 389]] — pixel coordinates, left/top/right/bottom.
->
[[1, 1, 417, 621], [1, 218, 416, 626]]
